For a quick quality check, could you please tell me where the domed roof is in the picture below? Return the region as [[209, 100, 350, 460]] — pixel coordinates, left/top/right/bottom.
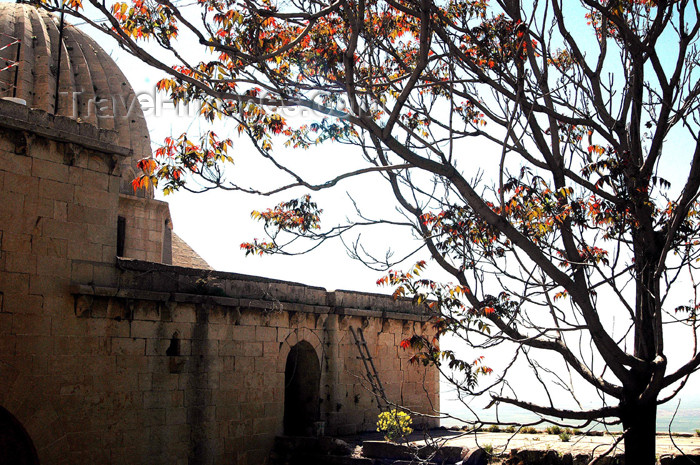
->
[[0, 2, 152, 197]]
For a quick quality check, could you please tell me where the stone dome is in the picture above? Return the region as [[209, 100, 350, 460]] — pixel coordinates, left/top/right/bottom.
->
[[0, 2, 152, 197]]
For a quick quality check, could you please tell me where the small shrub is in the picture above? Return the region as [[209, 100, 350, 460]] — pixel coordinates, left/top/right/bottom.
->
[[487, 425, 501, 432], [505, 425, 516, 433], [559, 432, 571, 442], [695, 429, 700, 437], [545, 425, 562, 435], [522, 426, 538, 434], [376, 409, 413, 443], [573, 429, 584, 435], [480, 443, 496, 464]]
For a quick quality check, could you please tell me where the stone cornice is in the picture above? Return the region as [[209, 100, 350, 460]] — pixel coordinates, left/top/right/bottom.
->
[[70, 258, 434, 322], [0, 98, 131, 157]]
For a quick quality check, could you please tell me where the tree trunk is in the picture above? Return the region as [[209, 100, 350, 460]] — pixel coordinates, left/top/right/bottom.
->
[[621, 400, 657, 465]]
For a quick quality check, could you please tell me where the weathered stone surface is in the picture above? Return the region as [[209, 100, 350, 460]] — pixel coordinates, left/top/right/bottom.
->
[[424, 445, 464, 463], [464, 448, 489, 465], [362, 440, 413, 460], [0, 6, 441, 465]]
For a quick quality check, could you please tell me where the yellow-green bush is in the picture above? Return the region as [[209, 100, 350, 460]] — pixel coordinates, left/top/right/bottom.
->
[[377, 409, 413, 442]]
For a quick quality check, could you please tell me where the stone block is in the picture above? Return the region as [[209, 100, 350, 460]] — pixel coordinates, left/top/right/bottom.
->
[[171, 304, 197, 323], [152, 372, 179, 391], [143, 390, 183, 409], [208, 323, 230, 341], [74, 185, 114, 208], [238, 308, 263, 326], [183, 388, 211, 407], [111, 337, 146, 355], [190, 338, 217, 356], [39, 178, 74, 202], [137, 408, 166, 427], [239, 402, 265, 421], [81, 169, 110, 191], [32, 157, 70, 182], [255, 326, 277, 342], [71, 261, 93, 283], [0, 150, 32, 175], [0, 271, 30, 295], [101, 244, 117, 263], [0, 231, 31, 254], [67, 240, 103, 262], [15, 335, 53, 355], [68, 166, 82, 185], [253, 416, 278, 435], [166, 407, 187, 425], [42, 218, 87, 242], [263, 401, 283, 418], [232, 325, 257, 342], [67, 204, 111, 226], [93, 263, 119, 286], [239, 342, 263, 358], [86, 155, 110, 174], [254, 357, 276, 374], [30, 236, 68, 259], [5, 252, 36, 274], [36, 255, 72, 278], [263, 341, 279, 356], [130, 320, 160, 339], [12, 314, 52, 336], [5, 171, 39, 195]]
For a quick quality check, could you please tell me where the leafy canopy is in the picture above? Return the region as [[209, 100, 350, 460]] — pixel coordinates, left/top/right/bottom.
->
[[46, 0, 700, 453]]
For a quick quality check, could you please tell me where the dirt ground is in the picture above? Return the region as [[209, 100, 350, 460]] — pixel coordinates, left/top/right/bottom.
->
[[345, 429, 700, 461], [415, 430, 700, 458]]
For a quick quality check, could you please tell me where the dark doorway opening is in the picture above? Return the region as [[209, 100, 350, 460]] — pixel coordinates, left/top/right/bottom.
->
[[0, 407, 39, 465], [283, 341, 321, 436]]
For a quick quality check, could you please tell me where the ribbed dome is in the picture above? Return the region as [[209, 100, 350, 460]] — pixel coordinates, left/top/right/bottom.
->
[[0, 2, 152, 197]]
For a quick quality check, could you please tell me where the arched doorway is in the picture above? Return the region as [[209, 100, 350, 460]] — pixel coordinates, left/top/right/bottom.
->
[[0, 407, 39, 465], [283, 341, 321, 436]]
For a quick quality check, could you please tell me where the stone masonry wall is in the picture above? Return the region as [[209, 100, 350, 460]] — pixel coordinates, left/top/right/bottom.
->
[[118, 194, 172, 263], [64, 259, 439, 465], [0, 100, 440, 465]]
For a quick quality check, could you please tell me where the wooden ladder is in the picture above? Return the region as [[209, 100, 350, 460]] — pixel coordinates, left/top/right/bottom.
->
[[349, 326, 387, 411]]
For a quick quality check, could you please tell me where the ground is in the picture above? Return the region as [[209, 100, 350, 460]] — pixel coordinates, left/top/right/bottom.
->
[[342, 429, 700, 462]]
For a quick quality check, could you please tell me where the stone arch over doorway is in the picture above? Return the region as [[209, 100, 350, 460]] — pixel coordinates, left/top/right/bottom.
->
[[283, 340, 321, 436], [0, 406, 40, 465]]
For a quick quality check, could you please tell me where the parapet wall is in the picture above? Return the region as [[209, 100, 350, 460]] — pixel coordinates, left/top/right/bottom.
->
[[62, 259, 440, 464], [97, 258, 432, 319]]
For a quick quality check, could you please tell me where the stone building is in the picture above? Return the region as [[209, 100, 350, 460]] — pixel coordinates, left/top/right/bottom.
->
[[0, 3, 439, 464]]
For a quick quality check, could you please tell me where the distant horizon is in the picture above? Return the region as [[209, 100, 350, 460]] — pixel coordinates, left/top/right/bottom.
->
[[440, 393, 700, 434]]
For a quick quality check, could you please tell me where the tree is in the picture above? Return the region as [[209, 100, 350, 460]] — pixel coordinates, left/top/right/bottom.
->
[[46, 0, 700, 462]]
